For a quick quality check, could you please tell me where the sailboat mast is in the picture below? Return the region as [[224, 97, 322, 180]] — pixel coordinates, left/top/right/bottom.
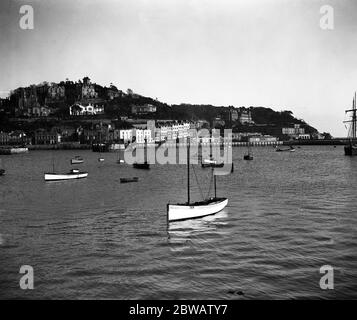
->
[[187, 138, 190, 204], [353, 92, 357, 140], [214, 173, 217, 198], [145, 138, 148, 163]]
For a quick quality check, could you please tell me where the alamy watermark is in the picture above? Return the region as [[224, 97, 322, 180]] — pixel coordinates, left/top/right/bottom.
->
[[320, 5, 334, 30], [19, 265, 34, 290], [19, 5, 34, 30], [319, 265, 334, 290]]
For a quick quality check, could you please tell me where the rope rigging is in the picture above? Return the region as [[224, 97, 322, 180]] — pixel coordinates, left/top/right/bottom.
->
[[191, 164, 214, 201]]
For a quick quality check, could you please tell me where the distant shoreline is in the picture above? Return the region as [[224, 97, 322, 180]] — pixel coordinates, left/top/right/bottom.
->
[[283, 139, 349, 146], [0, 139, 350, 153]]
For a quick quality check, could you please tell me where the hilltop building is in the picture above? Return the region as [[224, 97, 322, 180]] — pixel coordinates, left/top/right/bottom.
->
[[220, 106, 239, 123], [48, 83, 65, 100], [131, 104, 157, 115], [238, 107, 254, 124], [81, 77, 98, 99]]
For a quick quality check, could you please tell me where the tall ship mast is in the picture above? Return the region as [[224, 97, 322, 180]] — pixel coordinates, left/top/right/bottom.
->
[[344, 92, 357, 156]]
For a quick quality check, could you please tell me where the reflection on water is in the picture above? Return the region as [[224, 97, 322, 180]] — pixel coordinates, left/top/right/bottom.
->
[[0, 146, 357, 299], [168, 210, 228, 241]]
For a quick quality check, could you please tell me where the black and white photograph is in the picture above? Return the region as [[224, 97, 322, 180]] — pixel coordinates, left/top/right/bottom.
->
[[0, 0, 356, 304]]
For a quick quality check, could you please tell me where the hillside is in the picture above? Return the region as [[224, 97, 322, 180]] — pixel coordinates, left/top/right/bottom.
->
[[0, 78, 319, 135]]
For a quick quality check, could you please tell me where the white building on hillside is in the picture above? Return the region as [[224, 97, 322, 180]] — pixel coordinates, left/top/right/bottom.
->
[[69, 103, 104, 116]]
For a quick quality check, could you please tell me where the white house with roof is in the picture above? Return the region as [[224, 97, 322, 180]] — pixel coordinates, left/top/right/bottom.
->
[[69, 103, 104, 116]]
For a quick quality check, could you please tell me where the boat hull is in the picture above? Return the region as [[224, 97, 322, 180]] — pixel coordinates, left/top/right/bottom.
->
[[0, 147, 29, 155], [202, 159, 216, 164], [344, 144, 357, 156], [167, 197, 228, 222], [44, 172, 88, 181], [71, 159, 84, 164], [201, 163, 224, 168], [133, 163, 150, 169], [120, 177, 139, 183], [276, 148, 295, 152]]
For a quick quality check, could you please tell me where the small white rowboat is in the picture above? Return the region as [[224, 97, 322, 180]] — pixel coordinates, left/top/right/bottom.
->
[[71, 156, 84, 164]]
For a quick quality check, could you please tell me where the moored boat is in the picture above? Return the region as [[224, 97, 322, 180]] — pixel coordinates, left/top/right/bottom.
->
[[70, 156, 84, 164], [201, 162, 224, 168], [202, 158, 217, 164], [344, 92, 357, 156], [243, 142, 253, 160], [0, 146, 29, 155], [120, 177, 139, 183], [167, 139, 229, 222], [276, 146, 295, 152], [345, 143, 357, 156], [44, 169, 88, 181], [133, 162, 150, 169], [168, 197, 228, 222], [201, 156, 224, 168], [243, 154, 253, 160], [117, 149, 124, 164]]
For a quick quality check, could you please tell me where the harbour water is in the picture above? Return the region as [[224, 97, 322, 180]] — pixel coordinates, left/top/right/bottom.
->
[[0, 146, 356, 299]]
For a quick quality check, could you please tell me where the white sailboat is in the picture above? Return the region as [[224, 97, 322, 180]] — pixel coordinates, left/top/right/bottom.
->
[[167, 139, 229, 222], [45, 169, 88, 181], [45, 156, 88, 181]]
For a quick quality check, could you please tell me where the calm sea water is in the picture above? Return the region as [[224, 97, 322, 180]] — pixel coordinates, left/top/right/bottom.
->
[[0, 146, 356, 299]]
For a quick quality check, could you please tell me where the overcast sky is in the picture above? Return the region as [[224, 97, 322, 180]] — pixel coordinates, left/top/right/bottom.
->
[[1, 0, 357, 136]]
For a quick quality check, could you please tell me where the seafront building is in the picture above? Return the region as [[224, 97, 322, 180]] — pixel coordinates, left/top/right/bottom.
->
[[248, 135, 278, 144], [0, 131, 31, 145], [33, 129, 62, 145]]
